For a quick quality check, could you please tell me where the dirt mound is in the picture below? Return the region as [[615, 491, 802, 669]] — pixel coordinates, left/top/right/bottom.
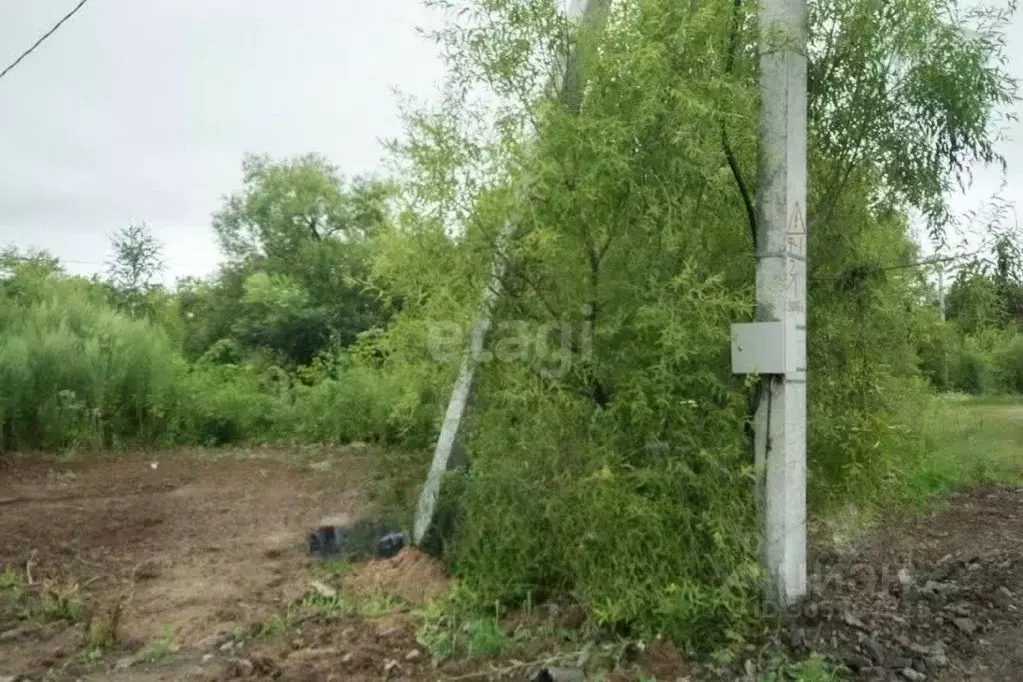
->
[[795, 485, 1023, 681], [344, 548, 451, 606]]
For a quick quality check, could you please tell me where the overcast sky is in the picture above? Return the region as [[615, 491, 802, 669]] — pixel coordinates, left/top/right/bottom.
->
[[0, 1, 1020, 284], [0, 0, 446, 282]]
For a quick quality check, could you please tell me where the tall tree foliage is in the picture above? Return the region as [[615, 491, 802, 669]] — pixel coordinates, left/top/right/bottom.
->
[[373, 0, 1015, 645], [105, 222, 165, 319], [183, 154, 397, 365]]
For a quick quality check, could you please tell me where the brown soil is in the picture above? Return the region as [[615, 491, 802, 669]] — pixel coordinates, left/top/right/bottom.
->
[[0, 448, 386, 680], [797, 484, 1023, 681], [343, 548, 450, 607], [5, 449, 1023, 682]]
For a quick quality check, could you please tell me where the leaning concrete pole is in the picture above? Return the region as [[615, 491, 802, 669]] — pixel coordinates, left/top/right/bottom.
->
[[754, 0, 809, 606], [413, 0, 603, 546]]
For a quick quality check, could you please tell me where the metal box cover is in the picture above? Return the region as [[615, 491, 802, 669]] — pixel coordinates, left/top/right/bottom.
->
[[730, 322, 802, 375]]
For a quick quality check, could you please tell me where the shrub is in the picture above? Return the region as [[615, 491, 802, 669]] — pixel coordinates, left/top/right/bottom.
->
[[441, 272, 763, 652], [0, 285, 181, 451], [158, 363, 284, 446], [993, 335, 1023, 394], [285, 360, 440, 449], [949, 338, 995, 395]]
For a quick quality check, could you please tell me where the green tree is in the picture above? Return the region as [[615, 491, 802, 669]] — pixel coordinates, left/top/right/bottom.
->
[[373, 0, 1016, 647], [195, 154, 395, 364], [106, 222, 165, 318]]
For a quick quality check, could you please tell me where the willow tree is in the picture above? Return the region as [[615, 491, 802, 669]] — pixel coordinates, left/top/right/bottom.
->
[[373, 0, 1015, 646]]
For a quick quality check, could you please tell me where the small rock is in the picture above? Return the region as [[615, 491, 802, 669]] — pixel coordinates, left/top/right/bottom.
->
[[114, 657, 136, 671], [134, 559, 162, 580], [888, 657, 913, 670], [342, 653, 354, 664], [948, 603, 971, 617], [0, 625, 33, 642], [228, 658, 254, 677], [925, 653, 949, 669], [953, 618, 977, 635], [898, 567, 914, 587], [309, 580, 337, 598], [845, 654, 873, 671], [867, 638, 883, 662], [992, 586, 1013, 609], [922, 580, 958, 595], [383, 659, 401, 676], [220, 642, 235, 653], [202, 654, 215, 663], [405, 649, 422, 662], [789, 627, 806, 649], [843, 612, 869, 630], [900, 668, 926, 681]]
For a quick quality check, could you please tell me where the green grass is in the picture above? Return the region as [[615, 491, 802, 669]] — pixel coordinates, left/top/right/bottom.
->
[[905, 395, 1023, 498], [0, 568, 25, 598], [759, 653, 845, 681], [140, 625, 180, 661], [819, 395, 1023, 547], [39, 585, 87, 623]]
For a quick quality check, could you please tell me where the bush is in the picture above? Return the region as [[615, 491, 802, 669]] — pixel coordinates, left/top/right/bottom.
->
[[949, 338, 995, 395], [0, 278, 437, 452], [0, 285, 181, 451], [438, 272, 763, 652], [289, 366, 431, 447], [993, 335, 1023, 394], [918, 323, 957, 391], [158, 363, 284, 446]]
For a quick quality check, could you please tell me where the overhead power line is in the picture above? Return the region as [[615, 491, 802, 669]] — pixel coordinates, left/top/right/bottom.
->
[[0, 0, 93, 84]]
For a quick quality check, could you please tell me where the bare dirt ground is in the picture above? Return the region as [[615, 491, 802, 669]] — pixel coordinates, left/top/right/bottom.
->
[[798, 484, 1023, 681], [0, 447, 425, 681], [3, 446, 1023, 681]]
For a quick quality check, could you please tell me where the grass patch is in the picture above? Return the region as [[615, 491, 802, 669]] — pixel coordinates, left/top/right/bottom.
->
[[315, 558, 354, 579], [40, 584, 87, 623], [758, 652, 846, 681], [248, 587, 411, 643], [815, 396, 1023, 548], [140, 625, 181, 661], [0, 567, 25, 598], [904, 396, 1023, 498]]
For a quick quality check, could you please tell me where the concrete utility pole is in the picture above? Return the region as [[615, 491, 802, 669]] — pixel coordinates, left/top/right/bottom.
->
[[752, 0, 809, 607], [412, 0, 603, 547]]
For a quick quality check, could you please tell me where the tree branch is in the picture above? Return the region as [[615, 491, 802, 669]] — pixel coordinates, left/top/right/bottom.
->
[[721, 0, 757, 249]]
